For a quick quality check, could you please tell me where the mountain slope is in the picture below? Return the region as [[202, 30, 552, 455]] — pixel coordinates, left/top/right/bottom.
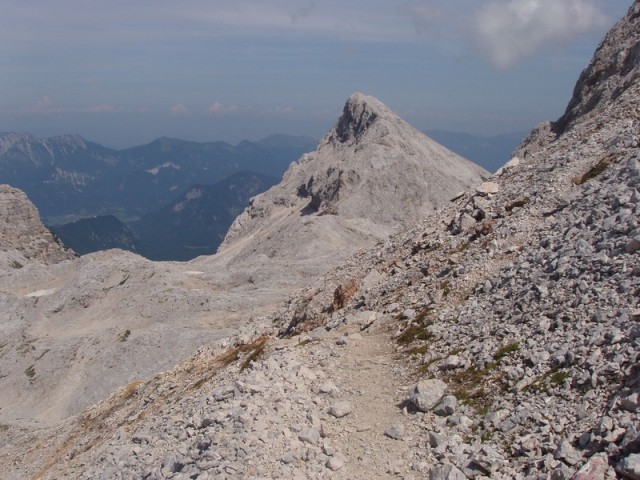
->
[[49, 215, 142, 255], [3, 2, 637, 479]]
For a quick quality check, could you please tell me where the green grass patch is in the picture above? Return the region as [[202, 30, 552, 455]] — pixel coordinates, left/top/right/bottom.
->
[[494, 342, 520, 361], [526, 368, 571, 393], [405, 345, 430, 356], [448, 363, 505, 413], [574, 154, 619, 184], [397, 324, 432, 345]]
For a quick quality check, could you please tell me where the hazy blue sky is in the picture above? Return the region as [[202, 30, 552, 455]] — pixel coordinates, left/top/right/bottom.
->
[[0, 0, 632, 148]]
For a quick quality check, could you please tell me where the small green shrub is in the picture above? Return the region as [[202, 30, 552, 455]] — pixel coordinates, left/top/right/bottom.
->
[[550, 370, 571, 386], [24, 365, 35, 378], [9, 260, 23, 269]]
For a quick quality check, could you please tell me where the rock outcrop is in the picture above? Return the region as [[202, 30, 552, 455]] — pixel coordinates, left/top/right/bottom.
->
[[0, 184, 74, 265], [554, 1, 640, 135]]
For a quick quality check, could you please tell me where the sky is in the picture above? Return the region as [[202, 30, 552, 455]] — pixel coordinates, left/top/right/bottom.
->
[[0, 0, 633, 149]]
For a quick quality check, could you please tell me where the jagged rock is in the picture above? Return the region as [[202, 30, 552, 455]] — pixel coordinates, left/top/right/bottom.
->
[[384, 423, 405, 440], [407, 379, 447, 412], [326, 454, 345, 471], [433, 395, 457, 417], [328, 401, 352, 418], [476, 181, 500, 195], [617, 454, 640, 480], [428, 464, 466, 480], [0, 185, 75, 264], [622, 392, 640, 412], [555, 439, 583, 466], [298, 428, 321, 445], [573, 453, 609, 480]]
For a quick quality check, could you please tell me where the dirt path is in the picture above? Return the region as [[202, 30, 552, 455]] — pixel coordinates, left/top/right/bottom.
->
[[297, 319, 421, 479]]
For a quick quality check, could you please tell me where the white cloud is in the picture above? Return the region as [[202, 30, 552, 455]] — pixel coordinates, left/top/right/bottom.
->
[[274, 106, 294, 114], [474, 0, 608, 69], [208, 101, 239, 114], [20, 97, 126, 115], [170, 103, 189, 115]]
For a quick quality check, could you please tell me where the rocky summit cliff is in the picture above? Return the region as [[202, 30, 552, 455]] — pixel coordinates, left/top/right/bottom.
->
[[1, 3, 639, 479]]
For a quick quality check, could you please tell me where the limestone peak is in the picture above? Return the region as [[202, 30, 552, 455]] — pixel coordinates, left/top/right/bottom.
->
[[333, 92, 399, 144]]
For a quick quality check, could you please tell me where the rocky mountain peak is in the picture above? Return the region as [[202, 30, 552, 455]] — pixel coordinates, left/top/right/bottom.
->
[[554, 0, 640, 134], [220, 93, 488, 264], [333, 92, 396, 144]]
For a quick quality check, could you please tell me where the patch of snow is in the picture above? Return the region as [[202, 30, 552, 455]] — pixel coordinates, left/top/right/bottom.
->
[[25, 288, 56, 297], [146, 162, 181, 175]]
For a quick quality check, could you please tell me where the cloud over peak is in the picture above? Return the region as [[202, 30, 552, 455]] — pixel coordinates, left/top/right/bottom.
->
[[474, 0, 608, 69]]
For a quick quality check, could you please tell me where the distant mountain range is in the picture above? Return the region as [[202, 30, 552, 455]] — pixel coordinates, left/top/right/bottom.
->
[[0, 132, 317, 224]]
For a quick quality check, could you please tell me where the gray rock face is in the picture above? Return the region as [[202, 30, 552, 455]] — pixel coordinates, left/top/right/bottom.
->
[[554, 0, 640, 134], [617, 454, 640, 480], [0, 185, 75, 264], [428, 464, 466, 480], [328, 401, 352, 418], [408, 379, 447, 412]]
